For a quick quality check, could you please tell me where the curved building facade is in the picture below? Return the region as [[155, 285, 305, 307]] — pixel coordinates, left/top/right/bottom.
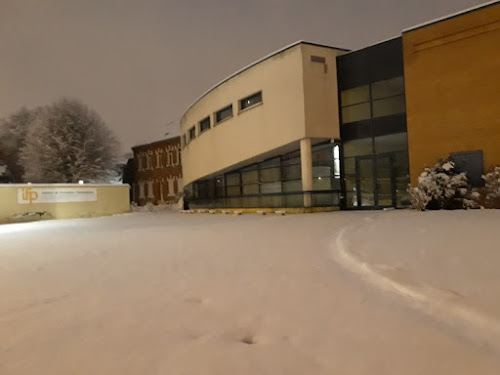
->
[[180, 42, 347, 209]]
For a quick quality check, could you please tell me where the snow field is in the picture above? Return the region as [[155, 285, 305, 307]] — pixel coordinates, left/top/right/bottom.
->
[[1, 210, 499, 374]]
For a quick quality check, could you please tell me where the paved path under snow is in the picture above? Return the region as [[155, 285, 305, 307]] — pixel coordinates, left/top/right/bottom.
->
[[0, 210, 499, 374]]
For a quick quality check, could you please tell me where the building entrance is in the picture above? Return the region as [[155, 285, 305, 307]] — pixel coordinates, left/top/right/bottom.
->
[[354, 153, 396, 208]]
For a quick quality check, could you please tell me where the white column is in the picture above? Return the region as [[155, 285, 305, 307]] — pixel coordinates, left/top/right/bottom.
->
[[155, 149, 162, 168], [300, 138, 313, 208], [159, 179, 165, 203], [166, 147, 172, 167], [138, 181, 145, 199], [137, 154, 144, 171], [167, 177, 175, 197], [147, 180, 155, 199]]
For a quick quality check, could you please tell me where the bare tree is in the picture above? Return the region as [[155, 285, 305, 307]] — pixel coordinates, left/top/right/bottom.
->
[[20, 98, 119, 183]]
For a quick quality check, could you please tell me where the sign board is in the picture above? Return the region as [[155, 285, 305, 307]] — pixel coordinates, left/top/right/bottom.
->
[[17, 187, 97, 204]]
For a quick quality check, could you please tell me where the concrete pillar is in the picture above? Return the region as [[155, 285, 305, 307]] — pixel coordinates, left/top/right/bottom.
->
[[300, 138, 313, 208]]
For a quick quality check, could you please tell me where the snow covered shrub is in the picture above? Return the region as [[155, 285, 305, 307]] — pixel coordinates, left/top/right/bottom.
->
[[483, 166, 500, 205], [407, 159, 479, 210]]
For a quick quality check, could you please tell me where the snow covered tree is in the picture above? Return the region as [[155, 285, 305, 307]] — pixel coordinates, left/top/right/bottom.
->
[[483, 166, 500, 206], [407, 159, 479, 210], [0, 107, 39, 182], [19, 98, 119, 183]]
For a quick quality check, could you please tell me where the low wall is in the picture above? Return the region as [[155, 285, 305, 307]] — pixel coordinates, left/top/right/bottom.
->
[[0, 184, 130, 223]]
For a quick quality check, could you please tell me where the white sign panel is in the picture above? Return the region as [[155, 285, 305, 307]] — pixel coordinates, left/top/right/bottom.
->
[[17, 187, 97, 204]]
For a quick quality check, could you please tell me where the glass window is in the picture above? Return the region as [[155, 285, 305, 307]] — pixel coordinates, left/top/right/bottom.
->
[[215, 176, 224, 197], [260, 182, 281, 194], [283, 164, 301, 181], [343, 138, 373, 158], [342, 102, 371, 123], [260, 167, 280, 182], [371, 76, 404, 100], [226, 173, 240, 186], [333, 145, 340, 178], [182, 134, 187, 147], [215, 105, 233, 123], [282, 180, 302, 192], [242, 184, 259, 195], [242, 169, 258, 184], [199, 117, 210, 134], [341, 85, 370, 106], [260, 157, 280, 168], [313, 166, 332, 191], [240, 92, 262, 110], [374, 133, 408, 154], [189, 126, 196, 141], [372, 95, 406, 118], [227, 186, 241, 196], [344, 157, 355, 175]]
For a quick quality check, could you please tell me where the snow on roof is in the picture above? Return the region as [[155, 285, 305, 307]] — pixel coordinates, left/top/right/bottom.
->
[[181, 41, 349, 120], [402, 0, 499, 33]]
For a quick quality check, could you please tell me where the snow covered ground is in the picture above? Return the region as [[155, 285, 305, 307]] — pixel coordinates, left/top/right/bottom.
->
[[0, 210, 499, 374]]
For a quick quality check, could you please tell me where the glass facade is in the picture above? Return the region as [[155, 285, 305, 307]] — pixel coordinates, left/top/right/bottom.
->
[[185, 143, 341, 209], [337, 37, 410, 209]]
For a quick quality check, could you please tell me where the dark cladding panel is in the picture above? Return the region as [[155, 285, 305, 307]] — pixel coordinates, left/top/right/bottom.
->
[[340, 120, 372, 141], [337, 37, 404, 90], [337, 49, 370, 90], [368, 38, 404, 82], [372, 113, 407, 137]]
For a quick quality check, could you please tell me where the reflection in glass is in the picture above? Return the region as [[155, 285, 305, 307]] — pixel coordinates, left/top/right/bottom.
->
[[371, 76, 405, 100], [372, 95, 405, 118], [341, 85, 370, 106], [343, 138, 373, 158], [342, 102, 371, 123]]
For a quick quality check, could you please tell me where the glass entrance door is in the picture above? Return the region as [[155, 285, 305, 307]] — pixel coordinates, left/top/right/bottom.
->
[[357, 157, 374, 207], [355, 154, 395, 208]]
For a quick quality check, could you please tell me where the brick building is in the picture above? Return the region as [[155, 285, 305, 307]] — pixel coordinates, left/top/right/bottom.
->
[[132, 137, 183, 205]]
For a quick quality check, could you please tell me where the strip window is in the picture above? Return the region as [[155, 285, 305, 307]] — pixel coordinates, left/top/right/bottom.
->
[[199, 117, 211, 134], [215, 105, 233, 124], [240, 91, 262, 111], [189, 126, 196, 141]]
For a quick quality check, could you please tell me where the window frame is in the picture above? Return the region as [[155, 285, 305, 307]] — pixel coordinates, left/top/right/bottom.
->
[[199, 116, 211, 135], [239, 91, 263, 112], [214, 104, 233, 125], [188, 126, 196, 142]]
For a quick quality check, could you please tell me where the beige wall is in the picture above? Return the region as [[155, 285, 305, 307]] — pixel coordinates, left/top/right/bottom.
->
[[180, 43, 344, 186], [301, 44, 341, 140], [403, 4, 500, 184], [0, 184, 130, 223]]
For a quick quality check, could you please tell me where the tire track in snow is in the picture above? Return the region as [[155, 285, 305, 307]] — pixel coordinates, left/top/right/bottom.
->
[[331, 226, 500, 354]]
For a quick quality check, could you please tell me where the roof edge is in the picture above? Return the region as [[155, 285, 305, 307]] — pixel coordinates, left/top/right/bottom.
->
[[132, 135, 180, 151], [403, 0, 499, 33], [181, 41, 349, 122]]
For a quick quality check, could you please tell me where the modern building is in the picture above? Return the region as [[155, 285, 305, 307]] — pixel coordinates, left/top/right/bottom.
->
[[402, 1, 500, 187], [131, 137, 183, 205], [180, 42, 347, 210], [180, 0, 499, 211]]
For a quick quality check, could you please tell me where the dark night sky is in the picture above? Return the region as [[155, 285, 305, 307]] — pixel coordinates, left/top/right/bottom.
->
[[0, 0, 481, 155]]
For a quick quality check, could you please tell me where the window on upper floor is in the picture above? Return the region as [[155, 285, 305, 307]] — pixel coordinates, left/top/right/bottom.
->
[[215, 105, 233, 124], [182, 134, 187, 147], [199, 117, 211, 134], [240, 91, 262, 111], [340, 76, 405, 124], [189, 126, 196, 141]]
